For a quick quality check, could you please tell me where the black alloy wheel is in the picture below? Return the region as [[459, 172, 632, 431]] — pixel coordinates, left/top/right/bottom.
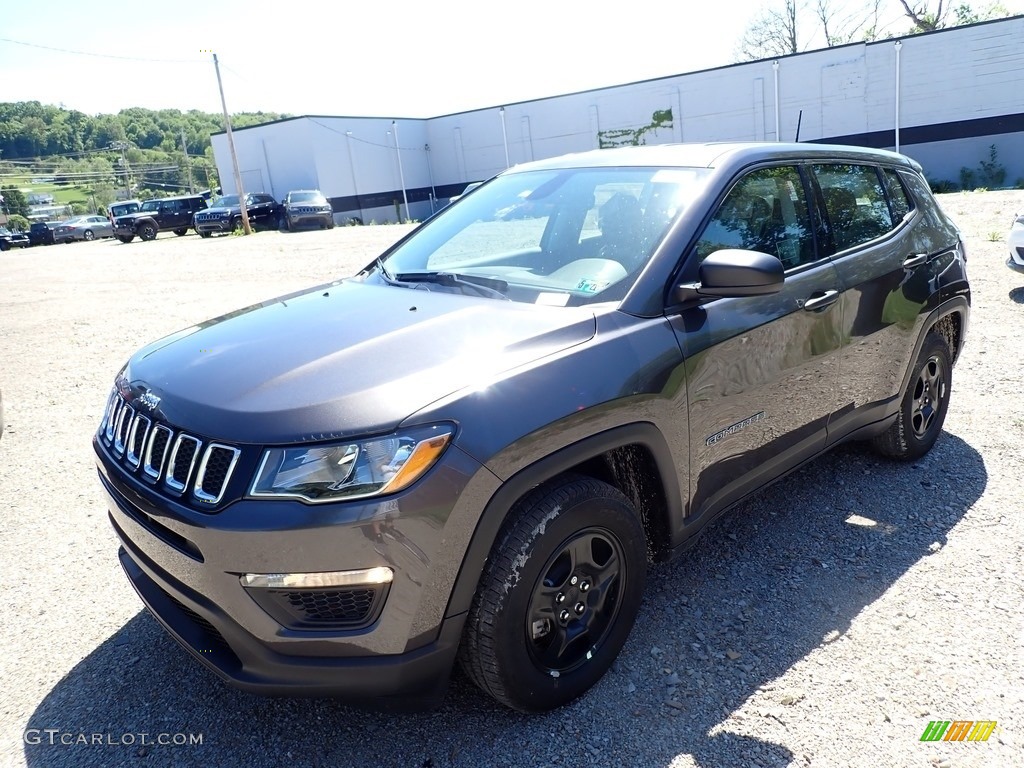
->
[[459, 475, 646, 712]]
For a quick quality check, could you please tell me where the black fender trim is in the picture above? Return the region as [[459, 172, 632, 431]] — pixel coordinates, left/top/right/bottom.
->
[[444, 423, 683, 619], [899, 295, 970, 398]]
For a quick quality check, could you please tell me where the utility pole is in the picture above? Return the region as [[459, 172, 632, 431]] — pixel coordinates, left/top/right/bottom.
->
[[181, 127, 195, 194], [391, 120, 409, 224], [111, 141, 132, 198], [212, 53, 250, 234]]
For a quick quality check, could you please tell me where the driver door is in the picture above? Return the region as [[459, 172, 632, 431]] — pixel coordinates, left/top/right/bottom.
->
[[668, 164, 845, 522]]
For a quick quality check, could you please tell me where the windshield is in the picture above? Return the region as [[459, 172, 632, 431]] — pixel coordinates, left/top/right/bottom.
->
[[378, 166, 710, 305], [288, 192, 324, 204], [212, 195, 240, 207]]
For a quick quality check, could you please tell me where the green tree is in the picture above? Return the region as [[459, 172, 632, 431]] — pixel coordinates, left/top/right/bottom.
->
[[897, 1, 1009, 31], [1, 186, 30, 218]]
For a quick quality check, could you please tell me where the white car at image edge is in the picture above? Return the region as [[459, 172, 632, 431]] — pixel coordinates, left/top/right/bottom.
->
[[1009, 211, 1024, 274]]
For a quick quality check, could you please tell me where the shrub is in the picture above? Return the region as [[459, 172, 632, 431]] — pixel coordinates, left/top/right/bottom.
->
[[6, 214, 30, 231], [928, 179, 958, 193], [977, 145, 1006, 188]]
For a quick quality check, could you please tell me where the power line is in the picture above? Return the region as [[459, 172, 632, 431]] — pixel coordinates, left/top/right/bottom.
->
[[0, 36, 205, 63], [307, 118, 422, 152]]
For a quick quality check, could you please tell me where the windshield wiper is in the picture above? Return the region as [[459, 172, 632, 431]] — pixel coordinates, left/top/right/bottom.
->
[[375, 257, 398, 285], [393, 271, 509, 300]]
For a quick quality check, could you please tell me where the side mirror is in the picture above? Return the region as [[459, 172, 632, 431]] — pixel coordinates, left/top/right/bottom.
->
[[673, 249, 784, 303]]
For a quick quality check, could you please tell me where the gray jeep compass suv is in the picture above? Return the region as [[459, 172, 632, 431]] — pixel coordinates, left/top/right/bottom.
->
[[93, 143, 969, 712]]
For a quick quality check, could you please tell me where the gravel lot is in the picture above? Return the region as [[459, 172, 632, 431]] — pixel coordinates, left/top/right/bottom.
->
[[1, 192, 1021, 768]]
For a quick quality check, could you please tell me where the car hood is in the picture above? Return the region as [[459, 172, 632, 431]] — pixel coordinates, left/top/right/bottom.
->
[[121, 280, 596, 444], [115, 212, 153, 224]]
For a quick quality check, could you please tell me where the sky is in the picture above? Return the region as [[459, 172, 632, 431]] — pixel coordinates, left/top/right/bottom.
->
[[1, 0, 1022, 119]]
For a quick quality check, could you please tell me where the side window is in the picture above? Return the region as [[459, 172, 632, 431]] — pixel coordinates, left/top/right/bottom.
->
[[694, 166, 816, 270], [882, 168, 913, 222], [813, 164, 894, 253]]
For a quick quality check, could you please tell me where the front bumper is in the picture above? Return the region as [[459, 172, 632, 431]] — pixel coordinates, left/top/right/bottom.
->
[[1008, 248, 1024, 274], [286, 209, 333, 227], [116, 545, 464, 708], [194, 218, 234, 234], [94, 433, 483, 707]]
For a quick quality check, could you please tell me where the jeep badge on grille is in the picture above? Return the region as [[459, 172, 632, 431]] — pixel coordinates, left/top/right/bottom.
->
[[138, 391, 161, 411]]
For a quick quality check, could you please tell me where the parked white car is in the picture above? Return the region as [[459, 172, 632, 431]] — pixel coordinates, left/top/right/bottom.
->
[[1009, 211, 1024, 274]]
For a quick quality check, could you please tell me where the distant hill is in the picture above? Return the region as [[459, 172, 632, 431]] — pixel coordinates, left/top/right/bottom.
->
[[0, 102, 287, 210]]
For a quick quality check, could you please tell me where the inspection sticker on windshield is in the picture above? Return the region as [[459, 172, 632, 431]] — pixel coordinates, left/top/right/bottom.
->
[[575, 279, 609, 294], [535, 292, 571, 306]]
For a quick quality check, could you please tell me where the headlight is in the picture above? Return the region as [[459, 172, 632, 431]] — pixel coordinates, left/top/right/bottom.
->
[[250, 425, 453, 503]]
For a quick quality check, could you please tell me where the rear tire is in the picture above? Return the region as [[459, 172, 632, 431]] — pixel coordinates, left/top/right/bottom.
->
[[173, 228, 188, 237], [459, 475, 647, 712], [83, 230, 95, 241], [872, 331, 952, 460]]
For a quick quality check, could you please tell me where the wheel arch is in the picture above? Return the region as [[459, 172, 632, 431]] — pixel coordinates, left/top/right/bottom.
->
[[898, 296, 969, 400], [444, 423, 683, 620]]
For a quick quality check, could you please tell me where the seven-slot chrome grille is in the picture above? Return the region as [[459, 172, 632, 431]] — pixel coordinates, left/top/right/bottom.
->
[[99, 390, 241, 507]]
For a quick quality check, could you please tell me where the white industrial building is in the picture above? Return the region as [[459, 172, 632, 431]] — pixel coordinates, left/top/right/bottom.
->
[[212, 16, 1024, 224]]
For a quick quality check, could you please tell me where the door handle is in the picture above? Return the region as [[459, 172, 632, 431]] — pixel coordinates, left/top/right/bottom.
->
[[802, 289, 840, 312], [902, 253, 927, 268]]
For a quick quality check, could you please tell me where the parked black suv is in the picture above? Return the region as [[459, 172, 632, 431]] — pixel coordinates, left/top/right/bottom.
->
[[193, 192, 281, 236], [281, 189, 335, 230], [94, 143, 969, 713], [113, 194, 207, 242], [0, 226, 30, 251]]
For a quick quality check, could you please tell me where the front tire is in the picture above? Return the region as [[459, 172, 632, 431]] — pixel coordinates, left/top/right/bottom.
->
[[872, 331, 952, 460], [116, 235, 134, 243], [138, 223, 157, 242], [459, 475, 647, 712]]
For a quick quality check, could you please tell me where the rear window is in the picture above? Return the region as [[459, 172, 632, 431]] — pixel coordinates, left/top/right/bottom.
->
[[813, 164, 894, 254], [882, 169, 913, 222]]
